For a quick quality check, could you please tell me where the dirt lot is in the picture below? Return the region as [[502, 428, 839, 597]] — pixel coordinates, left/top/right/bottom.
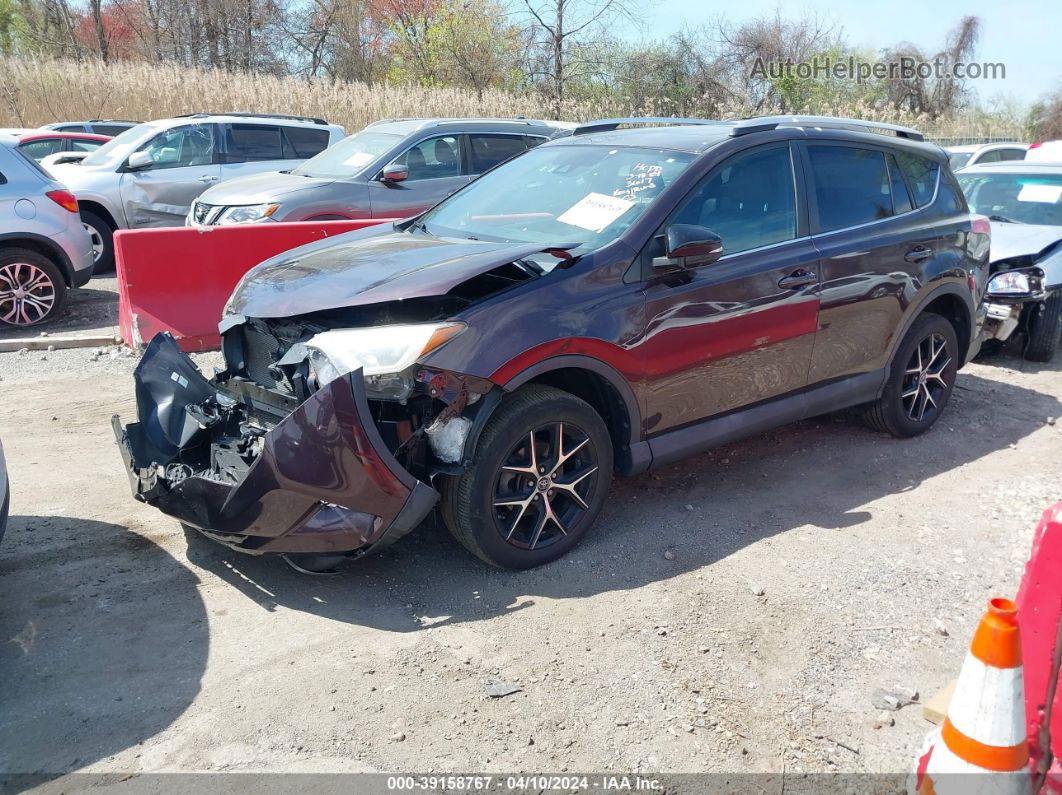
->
[[1, 284, 1060, 784]]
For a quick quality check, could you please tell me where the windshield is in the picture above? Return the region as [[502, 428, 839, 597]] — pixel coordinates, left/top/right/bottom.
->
[[957, 171, 1062, 225], [292, 131, 401, 178], [79, 123, 158, 167], [949, 152, 973, 171], [419, 145, 695, 251]]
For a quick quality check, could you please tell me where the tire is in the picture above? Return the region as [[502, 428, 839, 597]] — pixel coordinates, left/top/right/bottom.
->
[[863, 313, 959, 438], [441, 384, 613, 569], [79, 210, 114, 273], [0, 247, 68, 327], [1024, 293, 1062, 363]]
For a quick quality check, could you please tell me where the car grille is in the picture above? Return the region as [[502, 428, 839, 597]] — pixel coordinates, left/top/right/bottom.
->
[[192, 202, 217, 225], [242, 324, 292, 394]]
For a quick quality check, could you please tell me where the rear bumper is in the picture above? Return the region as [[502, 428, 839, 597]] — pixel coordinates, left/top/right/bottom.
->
[[54, 222, 95, 287], [112, 333, 438, 557]]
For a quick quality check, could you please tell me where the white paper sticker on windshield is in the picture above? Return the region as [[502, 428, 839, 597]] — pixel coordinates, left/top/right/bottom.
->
[[1017, 184, 1062, 204], [342, 151, 376, 168], [557, 192, 635, 232]]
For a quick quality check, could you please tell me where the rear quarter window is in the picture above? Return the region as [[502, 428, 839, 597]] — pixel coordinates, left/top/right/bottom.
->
[[894, 151, 939, 207], [283, 127, 331, 158]]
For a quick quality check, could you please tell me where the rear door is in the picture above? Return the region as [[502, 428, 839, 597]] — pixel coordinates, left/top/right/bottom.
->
[[637, 142, 820, 431], [219, 123, 292, 181], [119, 122, 221, 227], [804, 142, 942, 382], [367, 134, 471, 218], [466, 133, 544, 175]]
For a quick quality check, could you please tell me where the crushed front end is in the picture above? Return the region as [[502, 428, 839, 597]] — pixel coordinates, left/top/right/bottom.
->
[[113, 322, 492, 562]]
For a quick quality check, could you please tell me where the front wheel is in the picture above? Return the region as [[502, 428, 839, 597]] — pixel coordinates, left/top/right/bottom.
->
[[1024, 293, 1061, 363], [441, 385, 613, 569], [80, 210, 114, 273], [863, 313, 958, 438]]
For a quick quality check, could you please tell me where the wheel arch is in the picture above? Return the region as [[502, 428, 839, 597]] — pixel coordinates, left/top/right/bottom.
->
[[0, 232, 74, 285], [887, 283, 976, 372], [77, 200, 119, 230], [468, 356, 649, 476]]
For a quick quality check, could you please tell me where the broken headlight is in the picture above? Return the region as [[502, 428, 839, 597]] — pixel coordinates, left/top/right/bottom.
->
[[305, 322, 465, 401], [987, 270, 1031, 296]]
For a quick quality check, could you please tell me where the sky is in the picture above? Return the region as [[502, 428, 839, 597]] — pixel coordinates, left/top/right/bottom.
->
[[619, 0, 1061, 105]]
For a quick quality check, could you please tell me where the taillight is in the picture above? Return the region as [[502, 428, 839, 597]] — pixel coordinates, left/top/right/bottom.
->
[[971, 214, 991, 238], [1029, 142, 1042, 150], [46, 189, 79, 213]]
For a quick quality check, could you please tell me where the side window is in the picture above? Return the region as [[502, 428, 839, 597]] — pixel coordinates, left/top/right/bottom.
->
[[894, 151, 939, 208], [672, 145, 797, 255], [523, 135, 548, 150], [977, 149, 1002, 164], [136, 124, 215, 169], [999, 148, 1026, 162], [93, 125, 130, 136], [283, 126, 331, 158], [395, 135, 461, 180], [224, 124, 284, 163], [936, 174, 967, 214], [19, 139, 64, 160], [468, 134, 530, 173], [808, 145, 892, 232], [54, 124, 86, 133], [886, 153, 913, 214], [71, 140, 104, 152]]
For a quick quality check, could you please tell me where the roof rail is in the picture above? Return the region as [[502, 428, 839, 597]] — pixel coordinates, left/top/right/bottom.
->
[[730, 115, 924, 141], [573, 117, 724, 136], [174, 112, 329, 125], [88, 118, 141, 123]]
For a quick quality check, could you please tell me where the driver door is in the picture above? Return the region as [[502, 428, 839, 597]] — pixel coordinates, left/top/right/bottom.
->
[[119, 123, 220, 227], [636, 143, 820, 434]]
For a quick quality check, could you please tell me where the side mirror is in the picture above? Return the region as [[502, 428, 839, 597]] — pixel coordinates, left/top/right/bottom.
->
[[662, 224, 723, 268], [127, 151, 153, 171], [380, 163, 408, 183]]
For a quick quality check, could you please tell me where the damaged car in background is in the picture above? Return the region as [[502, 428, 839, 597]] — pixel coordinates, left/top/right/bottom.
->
[[958, 162, 1062, 361], [114, 115, 988, 573]]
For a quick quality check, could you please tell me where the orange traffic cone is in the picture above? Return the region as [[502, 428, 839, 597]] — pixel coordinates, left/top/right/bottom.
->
[[913, 597, 1030, 795]]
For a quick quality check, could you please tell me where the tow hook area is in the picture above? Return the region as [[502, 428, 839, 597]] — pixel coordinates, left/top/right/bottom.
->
[[112, 333, 438, 557]]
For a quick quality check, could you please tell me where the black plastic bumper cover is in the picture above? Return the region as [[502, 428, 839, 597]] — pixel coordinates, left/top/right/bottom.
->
[[112, 333, 438, 556]]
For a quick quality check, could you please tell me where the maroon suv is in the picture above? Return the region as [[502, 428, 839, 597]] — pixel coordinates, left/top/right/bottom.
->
[[114, 115, 990, 572]]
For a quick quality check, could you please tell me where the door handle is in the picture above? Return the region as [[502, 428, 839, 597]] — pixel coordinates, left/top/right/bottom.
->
[[905, 246, 933, 263], [197, 175, 219, 183], [778, 269, 817, 290]]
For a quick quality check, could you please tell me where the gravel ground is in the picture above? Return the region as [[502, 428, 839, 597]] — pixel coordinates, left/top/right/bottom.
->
[[0, 320, 1059, 785]]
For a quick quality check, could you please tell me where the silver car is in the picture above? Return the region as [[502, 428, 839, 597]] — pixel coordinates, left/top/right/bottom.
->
[[946, 142, 1028, 171], [0, 134, 94, 326], [50, 113, 345, 271], [189, 118, 575, 226]]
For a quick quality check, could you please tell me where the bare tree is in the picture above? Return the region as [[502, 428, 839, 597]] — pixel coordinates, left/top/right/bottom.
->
[[515, 0, 640, 116], [884, 15, 981, 117]]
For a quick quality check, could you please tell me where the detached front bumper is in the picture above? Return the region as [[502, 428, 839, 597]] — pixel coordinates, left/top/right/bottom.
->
[[112, 334, 438, 557]]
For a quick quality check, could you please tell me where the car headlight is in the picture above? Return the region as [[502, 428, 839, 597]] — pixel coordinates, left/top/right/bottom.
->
[[306, 322, 466, 400], [217, 203, 280, 224], [987, 271, 1030, 295]]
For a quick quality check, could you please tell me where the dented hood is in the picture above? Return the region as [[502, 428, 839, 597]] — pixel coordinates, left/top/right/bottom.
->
[[226, 225, 558, 319], [989, 222, 1062, 264]]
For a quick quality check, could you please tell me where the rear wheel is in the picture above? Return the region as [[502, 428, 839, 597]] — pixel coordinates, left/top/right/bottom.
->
[[0, 248, 67, 327], [441, 385, 613, 569], [863, 313, 958, 438], [79, 210, 114, 273], [1024, 293, 1062, 363]]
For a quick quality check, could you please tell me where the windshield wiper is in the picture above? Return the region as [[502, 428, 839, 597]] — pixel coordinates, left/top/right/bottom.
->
[[988, 214, 1025, 224]]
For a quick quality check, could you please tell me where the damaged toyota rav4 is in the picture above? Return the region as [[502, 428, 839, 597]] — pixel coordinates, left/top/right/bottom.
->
[[114, 115, 989, 572]]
